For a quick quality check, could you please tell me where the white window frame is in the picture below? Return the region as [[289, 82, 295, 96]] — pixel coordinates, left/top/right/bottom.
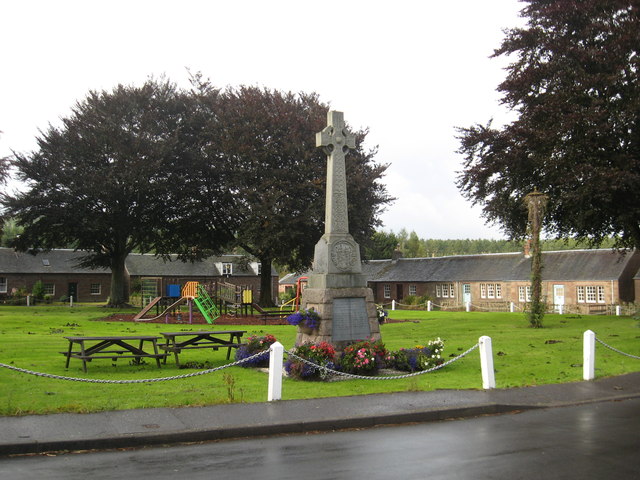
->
[[487, 284, 495, 299], [409, 285, 417, 296], [90, 283, 102, 295], [586, 286, 597, 303], [449, 284, 455, 298], [577, 286, 585, 303], [383, 284, 391, 299], [43, 283, 55, 295], [441, 284, 449, 298], [0, 277, 7, 293], [496, 284, 502, 299], [597, 285, 605, 304], [436, 284, 442, 297], [481, 284, 487, 299], [519, 285, 532, 302], [222, 263, 233, 275]]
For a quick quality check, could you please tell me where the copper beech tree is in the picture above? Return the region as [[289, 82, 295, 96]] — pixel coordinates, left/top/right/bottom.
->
[[3, 78, 391, 307], [457, 0, 640, 249], [186, 81, 392, 306]]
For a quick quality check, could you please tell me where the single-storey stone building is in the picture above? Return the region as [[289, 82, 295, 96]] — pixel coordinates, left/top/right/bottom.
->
[[366, 249, 640, 313], [0, 248, 278, 303]]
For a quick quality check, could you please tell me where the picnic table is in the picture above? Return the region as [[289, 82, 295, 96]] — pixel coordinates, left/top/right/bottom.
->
[[62, 335, 165, 373], [159, 330, 247, 366]]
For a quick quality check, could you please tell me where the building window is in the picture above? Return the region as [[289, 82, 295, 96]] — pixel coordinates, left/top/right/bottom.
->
[[257, 263, 262, 275], [518, 286, 531, 302], [383, 284, 391, 299], [586, 286, 597, 303], [481, 283, 502, 299], [43, 283, 55, 295], [222, 263, 233, 275], [436, 283, 454, 298], [597, 286, 605, 303], [0, 277, 6, 293], [90, 283, 102, 295], [577, 286, 585, 303], [409, 285, 417, 296]]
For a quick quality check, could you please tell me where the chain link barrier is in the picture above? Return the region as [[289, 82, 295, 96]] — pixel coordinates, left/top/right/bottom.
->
[[595, 337, 640, 360], [284, 342, 479, 380], [0, 350, 270, 384], [1, 341, 481, 384]]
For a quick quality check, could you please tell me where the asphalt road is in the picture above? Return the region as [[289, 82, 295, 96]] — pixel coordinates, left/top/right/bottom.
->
[[2, 398, 639, 480]]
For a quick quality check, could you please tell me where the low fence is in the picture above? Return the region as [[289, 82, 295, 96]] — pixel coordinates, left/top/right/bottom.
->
[[0, 331, 636, 403], [382, 300, 638, 316]]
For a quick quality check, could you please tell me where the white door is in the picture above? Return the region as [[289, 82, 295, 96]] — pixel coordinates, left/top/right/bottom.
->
[[463, 284, 471, 305], [553, 285, 565, 312]]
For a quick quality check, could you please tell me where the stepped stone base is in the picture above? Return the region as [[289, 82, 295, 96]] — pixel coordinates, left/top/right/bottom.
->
[[296, 287, 381, 350]]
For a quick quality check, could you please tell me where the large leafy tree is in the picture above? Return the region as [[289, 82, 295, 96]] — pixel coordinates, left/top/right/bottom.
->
[[189, 81, 392, 305], [457, 0, 640, 249], [3, 79, 234, 306]]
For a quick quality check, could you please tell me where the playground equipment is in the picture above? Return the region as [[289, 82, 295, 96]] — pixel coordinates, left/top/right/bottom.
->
[[134, 281, 220, 324], [134, 281, 255, 324], [279, 276, 308, 313]]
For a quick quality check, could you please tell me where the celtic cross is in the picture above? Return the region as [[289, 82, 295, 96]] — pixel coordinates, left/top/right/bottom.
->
[[316, 111, 356, 235]]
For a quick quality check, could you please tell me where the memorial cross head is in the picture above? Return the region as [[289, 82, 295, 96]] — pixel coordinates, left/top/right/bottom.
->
[[316, 111, 356, 156]]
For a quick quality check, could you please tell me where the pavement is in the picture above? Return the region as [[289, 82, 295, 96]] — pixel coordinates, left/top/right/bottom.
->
[[2, 371, 640, 456]]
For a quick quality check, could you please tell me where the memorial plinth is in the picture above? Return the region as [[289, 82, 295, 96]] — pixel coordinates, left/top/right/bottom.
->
[[297, 111, 381, 349]]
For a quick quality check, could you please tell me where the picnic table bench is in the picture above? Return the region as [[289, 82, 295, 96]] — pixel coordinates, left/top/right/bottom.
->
[[159, 330, 247, 366], [62, 335, 165, 373]]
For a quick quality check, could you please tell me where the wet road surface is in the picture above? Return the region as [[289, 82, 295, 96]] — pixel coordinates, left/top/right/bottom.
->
[[2, 398, 639, 479]]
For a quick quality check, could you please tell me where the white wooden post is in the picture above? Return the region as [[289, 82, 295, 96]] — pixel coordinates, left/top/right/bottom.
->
[[392, 300, 396, 311], [510, 302, 514, 313], [70, 296, 74, 308], [558, 304, 563, 315], [465, 301, 470, 312], [26, 295, 31, 307], [583, 330, 596, 381], [427, 300, 432, 312], [616, 305, 621, 316], [268, 341, 284, 401], [479, 336, 496, 389]]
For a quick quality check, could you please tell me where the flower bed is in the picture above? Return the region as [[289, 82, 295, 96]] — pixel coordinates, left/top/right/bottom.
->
[[386, 338, 444, 372], [234, 333, 278, 368], [284, 341, 336, 380], [339, 339, 388, 375]]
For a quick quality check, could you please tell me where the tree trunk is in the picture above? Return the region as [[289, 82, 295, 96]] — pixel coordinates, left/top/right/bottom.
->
[[258, 257, 275, 307], [108, 254, 129, 307]]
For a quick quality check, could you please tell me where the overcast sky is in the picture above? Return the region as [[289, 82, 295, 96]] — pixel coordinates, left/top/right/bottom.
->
[[1, 0, 525, 239]]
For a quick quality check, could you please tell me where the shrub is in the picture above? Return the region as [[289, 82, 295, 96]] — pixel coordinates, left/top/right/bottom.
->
[[31, 281, 45, 300], [387, 338, 445, 372], [234, 333, 278, 368], [339, 339, 387, 375], [284, 341, 336, 380]]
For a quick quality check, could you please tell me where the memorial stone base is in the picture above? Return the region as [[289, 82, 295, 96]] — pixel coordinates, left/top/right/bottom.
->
[[296, 286, 381, 350]]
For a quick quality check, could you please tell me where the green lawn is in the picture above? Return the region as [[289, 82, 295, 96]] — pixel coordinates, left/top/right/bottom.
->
[[0, 305, 638, 416]]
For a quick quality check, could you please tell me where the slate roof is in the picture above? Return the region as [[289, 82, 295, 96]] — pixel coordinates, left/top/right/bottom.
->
[[0, 248, 276, 277], [0, 248, 108, 274], [368, 249, 638, 283]]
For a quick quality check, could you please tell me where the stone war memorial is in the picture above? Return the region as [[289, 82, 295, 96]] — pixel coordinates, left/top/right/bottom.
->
[[297, 111, 381, 349]]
